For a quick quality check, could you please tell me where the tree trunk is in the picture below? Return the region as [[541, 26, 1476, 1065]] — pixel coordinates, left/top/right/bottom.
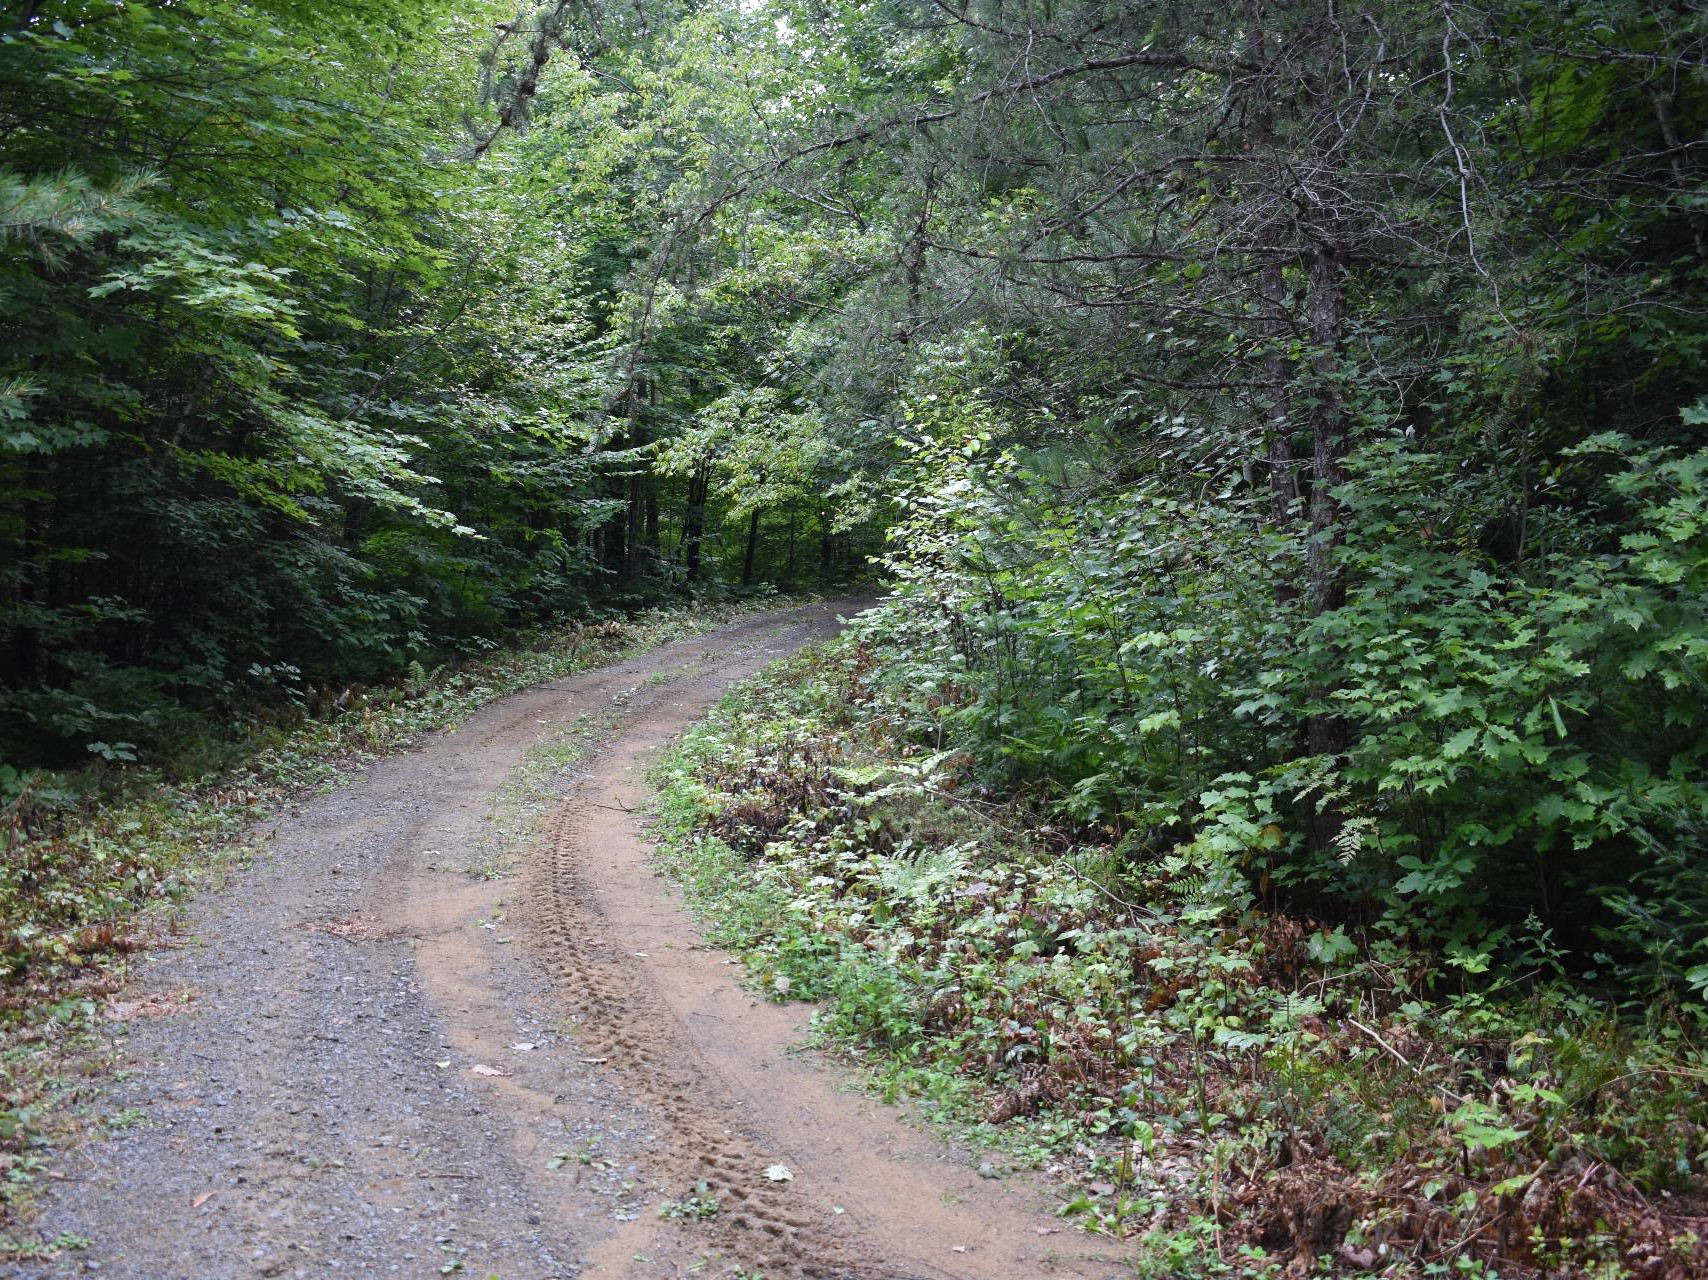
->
[[1242, 0, 1301, 533], [1304, 238, 1351, 806], [621, 373, 649, 583], [603, 495, 625, 576], [1259, 256, 1300, 528], [7, 457, 43, 686], [1299, 24, 1354, 846], [1305, 238, 1349, 625], [741, 509, 761, 587], [623, 466, 644, 581], [683, 466, 707, 582], [900, 167, 938, 344]]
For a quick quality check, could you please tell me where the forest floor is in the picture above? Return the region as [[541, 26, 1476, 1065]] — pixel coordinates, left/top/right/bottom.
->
[[3, 602, 1130, 1280]]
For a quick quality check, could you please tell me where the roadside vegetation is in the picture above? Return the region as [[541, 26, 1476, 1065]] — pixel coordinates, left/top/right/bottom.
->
[[0, 0, 877, 786], [657, 638, 1708, 1279]]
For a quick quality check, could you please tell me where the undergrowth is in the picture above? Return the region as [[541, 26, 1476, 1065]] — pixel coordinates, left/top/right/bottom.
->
[[0, 593, 799, 1243], [652, 638, 1708, 1279]]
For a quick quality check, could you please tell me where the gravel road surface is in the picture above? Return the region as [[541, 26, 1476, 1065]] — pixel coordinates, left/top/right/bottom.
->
[[11, 603, 1129, 1280]]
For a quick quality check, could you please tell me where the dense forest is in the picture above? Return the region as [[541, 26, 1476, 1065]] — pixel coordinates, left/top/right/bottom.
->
[[4, 0, 1708, 1274], [8, 0, 1706, 985], [0, 0, 880, 780]]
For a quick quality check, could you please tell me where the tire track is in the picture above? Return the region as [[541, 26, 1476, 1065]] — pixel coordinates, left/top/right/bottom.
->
[[513, 611, 1130, 1280], [528, 796, 890, 1279], [17, 602, 1124, 1280]]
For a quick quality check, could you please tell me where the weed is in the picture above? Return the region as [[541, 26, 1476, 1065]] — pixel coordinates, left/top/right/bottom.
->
[[0, 1231, 90, 1262], [102, 1107, 145, 1132], [658, 1180, 721, 1221], [547, 1137, 609, 1171]]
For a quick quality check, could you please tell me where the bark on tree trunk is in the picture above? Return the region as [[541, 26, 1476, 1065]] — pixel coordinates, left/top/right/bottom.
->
[[604, 495, 625, 576], [8, 458, 43, 686], [900, 167, 937, 345], [1298, 26, 1354, 845], [1243, 0, 1303, 577], [1305, 239, 1349, 625], [622, 400, 647, 581], [1304, 237, 1352, 797], [683, 466, 707, 582], [623, 466, 644, 581], [1259, 257, 1300, 527], [741, 508, 761, 587]]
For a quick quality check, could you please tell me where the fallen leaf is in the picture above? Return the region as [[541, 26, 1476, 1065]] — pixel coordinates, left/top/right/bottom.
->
[[1034, 1226, 1059, 1235], [951, 1246, 968, 1253], [764, 1164, 794, 1182], [302, 914, 376, 940], [434, 1060, 451, 1069], [511, 1042, 536, 1052], [192, 1191, 217, 1209], [107, 992, 195, 1023], [469, 1064, 507, 1077]]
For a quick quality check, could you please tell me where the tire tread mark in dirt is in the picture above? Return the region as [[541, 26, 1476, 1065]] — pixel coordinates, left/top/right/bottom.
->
[[528, 795, 919, 1280]]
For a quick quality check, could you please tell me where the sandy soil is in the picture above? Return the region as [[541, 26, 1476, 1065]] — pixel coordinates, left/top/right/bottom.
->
[[10, 603, 1131, 1280]]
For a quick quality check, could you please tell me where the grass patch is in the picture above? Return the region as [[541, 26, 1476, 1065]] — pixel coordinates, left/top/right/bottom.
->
[[651, 637, 1708, 1279], [479, 708, 620, 881]]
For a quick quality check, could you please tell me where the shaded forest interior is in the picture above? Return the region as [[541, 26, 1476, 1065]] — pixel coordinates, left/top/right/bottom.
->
[[4, 4, 1708, 1271]]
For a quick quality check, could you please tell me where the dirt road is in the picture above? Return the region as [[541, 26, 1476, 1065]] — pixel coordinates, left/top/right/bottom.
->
[[13, 603, 1130, 1280]]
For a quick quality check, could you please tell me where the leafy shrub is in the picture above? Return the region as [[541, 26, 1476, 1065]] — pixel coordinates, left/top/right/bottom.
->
[[656, 640, 1708, 1275], [1248, 433, 1708, 981], [872, 375, 1708, 988]]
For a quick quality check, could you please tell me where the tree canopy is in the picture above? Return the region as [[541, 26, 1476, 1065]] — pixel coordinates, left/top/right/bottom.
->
[[5, 0, 1707, 982], [469, 0, 1708, 989]]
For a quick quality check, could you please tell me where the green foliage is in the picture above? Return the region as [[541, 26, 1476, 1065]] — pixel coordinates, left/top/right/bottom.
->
[[656, 640, 1708, 1276], [870, 412, 1708, 988], [827, 0, 1708, 991], [878, 353, 1294, 835], [1275, 435, 1708, 975], [0, 0, 691, 771], [657, 1181, 720, 1221], [4, 0, 1708, 1261], [8, 0, 1705, 1003]]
